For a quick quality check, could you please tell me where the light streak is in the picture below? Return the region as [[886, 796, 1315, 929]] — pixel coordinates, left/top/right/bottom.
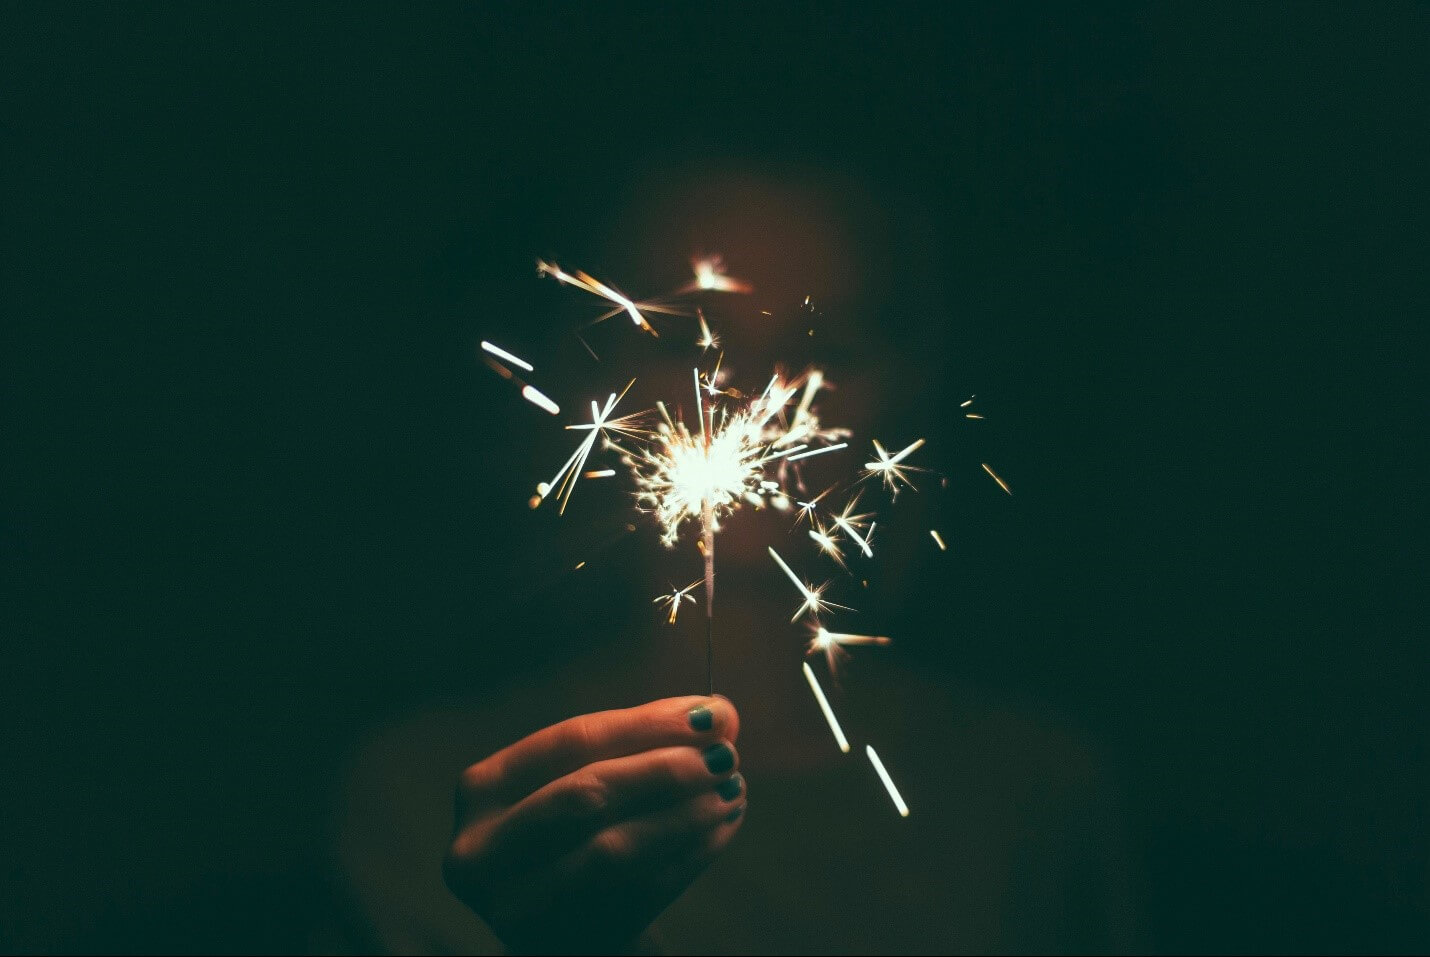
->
[[480, 341, 534, 373], [584, 469, 615, 479], [786, 442, 847, 462], [981, 462, 1012, 495], [807, 625, 890, 674], [521, 385, 560, 416], [930, 529, 947, 551], [866, 745, 909, 817], [802, 662, 849, 753]]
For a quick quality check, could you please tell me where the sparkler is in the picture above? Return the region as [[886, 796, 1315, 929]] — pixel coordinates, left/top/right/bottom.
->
[[484, 254, 1012, 816]]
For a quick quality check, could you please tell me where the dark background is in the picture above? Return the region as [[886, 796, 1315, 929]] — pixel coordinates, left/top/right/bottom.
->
[[6, 4, 1426, 953]]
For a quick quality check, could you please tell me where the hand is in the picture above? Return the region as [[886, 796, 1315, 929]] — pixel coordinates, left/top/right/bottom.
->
[[443, 696, 746, 953]]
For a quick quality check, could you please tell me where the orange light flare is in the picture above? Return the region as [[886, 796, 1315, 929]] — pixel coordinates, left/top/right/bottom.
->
[[686, 256, 753, 294]]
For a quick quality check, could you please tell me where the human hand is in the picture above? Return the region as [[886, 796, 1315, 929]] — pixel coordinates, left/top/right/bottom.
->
[[443, 696, 746, 953]]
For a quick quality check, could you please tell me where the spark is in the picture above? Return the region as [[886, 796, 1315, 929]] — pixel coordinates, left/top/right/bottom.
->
[[537, 260, 684, 337], [626, 367, 841, 549], [794, 485, 834, 526], [863, 437, 927, 495], [807, 519, 847, 571], [768, 546, 854, 622], [537, 380, 643, 514], [832, 495, 876, 558], [521, 385, 561, 416], [802, 662, 850, 753], [697, 309, 719, 351], [786, 442, 847, 462], [960, 395, 975, 408], [866, 745, 910, 817], [807, 625, 890, 674], [981, 462, 1013, 495], [965, 413, 984, 419], [480, 341, 534, 372], [584, 469, 615, 479], [653, 579, 702, 625], [930, 529, 947, 551], [700, 351, 729, 398]]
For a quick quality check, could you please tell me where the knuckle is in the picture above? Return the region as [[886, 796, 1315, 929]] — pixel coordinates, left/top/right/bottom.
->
[[559, 771, 609, 817], [589, 826, 631, 864], [559, 714, 604, 760]]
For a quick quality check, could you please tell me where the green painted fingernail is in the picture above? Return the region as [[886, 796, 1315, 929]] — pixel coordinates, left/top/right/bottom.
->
[[715, 773, 744, 801], [688, 705, 714, 732], [702, 742, 735, 775], [724, 804, 745, 824]]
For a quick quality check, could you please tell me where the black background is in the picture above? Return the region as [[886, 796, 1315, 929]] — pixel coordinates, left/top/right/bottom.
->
[[6, 4, 1426, 953]]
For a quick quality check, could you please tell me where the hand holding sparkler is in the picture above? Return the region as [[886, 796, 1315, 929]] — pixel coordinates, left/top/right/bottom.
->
[[443, 696, 746, 953]]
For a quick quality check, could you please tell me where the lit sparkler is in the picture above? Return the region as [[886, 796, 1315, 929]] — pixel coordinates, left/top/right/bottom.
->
[[488, 254, 998, 819]]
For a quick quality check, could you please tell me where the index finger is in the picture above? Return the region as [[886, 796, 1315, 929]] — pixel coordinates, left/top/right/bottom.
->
[[464, 695, 739, 806]]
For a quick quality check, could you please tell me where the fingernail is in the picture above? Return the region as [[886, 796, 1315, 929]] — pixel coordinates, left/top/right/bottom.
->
[[702, 742, 735, 775], [688, 705, 714, 732], [715, 773, 744, 801], [724, 804, 745, 824]]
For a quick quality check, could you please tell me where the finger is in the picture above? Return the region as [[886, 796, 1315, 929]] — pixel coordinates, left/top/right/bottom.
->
[[562, 785, 748, 881], [477, 747, 743, 873], [463, 695, 740, 806]]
